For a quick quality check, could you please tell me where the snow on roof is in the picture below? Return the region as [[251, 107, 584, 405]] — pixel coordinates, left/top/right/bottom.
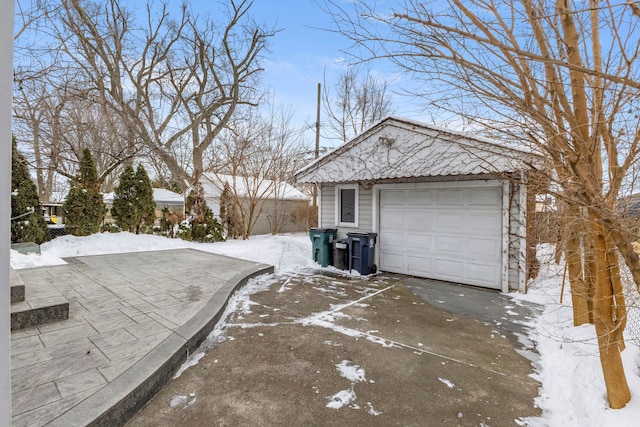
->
[[46, 191, 68, 204], [295, 116, 544, 184], [199, 173, 308, 201], [152, 188, 183, 204], [103, 188, 183, 204]]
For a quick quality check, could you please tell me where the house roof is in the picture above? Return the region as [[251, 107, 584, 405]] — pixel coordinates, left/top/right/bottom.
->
[[151, 188, 184, 204], [103, 188, 183, 204], [295, 116, 544, 184], [617, 193, 640, 216], [200, 173, 308, 201]]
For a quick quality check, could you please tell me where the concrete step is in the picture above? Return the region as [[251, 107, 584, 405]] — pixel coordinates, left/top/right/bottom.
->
[[10, 268, 25, 303], [10, 268, 69, 331]]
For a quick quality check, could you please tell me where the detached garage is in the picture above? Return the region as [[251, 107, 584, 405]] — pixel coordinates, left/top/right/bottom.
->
[[295, 117, 543, 293]]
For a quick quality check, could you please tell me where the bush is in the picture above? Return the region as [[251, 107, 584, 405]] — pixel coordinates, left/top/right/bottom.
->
[[101, 222, 122, 233], [63, 149, 107, 236], [158, 207, 182, 238], [180, 181, 224, 243], [111, 164, 156, 233], [11, 137, 50, 244]]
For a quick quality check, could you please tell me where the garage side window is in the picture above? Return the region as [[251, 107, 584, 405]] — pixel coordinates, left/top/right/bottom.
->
[[336, 185, 358, 227]]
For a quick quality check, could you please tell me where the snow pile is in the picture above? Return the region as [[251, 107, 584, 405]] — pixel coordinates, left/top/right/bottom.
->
[[168, 393, 196, 409], [438, 377, 455, 389], [326, 389, 357, 409], [336, 359, 366, 383], [326, 360, 369, 410], [10, 231, 315, 272], [515, 244, 640, 427]]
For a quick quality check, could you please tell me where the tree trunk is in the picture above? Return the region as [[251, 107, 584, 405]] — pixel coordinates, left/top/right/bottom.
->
[[526, 181, 540, 281], [605, 234, 627, 351], [590, 210, 630, 409], [566, 208, 592, 325]]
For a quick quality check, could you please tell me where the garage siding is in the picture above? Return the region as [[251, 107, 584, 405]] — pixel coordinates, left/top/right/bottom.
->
[[319, 183, 334, 229], [320, 183, 373, 237], [321, 179, 524, 291]]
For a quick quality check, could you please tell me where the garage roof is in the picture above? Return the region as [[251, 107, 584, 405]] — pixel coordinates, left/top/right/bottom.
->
[[200, 173, 309, 201], [295, 116, 543, 184]]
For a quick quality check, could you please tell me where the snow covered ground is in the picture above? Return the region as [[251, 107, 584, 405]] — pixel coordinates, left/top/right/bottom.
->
[[10, 232, 640, 426]]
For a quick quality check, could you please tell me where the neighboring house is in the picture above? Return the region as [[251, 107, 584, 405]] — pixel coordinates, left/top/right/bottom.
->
[[42, 191, 68, 225], [295, 116, 544, 292], [149, 188, 185, 218], [103, 188, 185, 224], [618, 193, 640, 217], [197, 173, 310, 236]]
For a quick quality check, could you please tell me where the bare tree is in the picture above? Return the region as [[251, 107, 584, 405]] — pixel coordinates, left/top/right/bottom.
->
[[15, 0, 275, 191], [207, 105, 309, 238], [328, 0, 640, 408], [322, 65, 394, 143], [12, 72, 143, 199]]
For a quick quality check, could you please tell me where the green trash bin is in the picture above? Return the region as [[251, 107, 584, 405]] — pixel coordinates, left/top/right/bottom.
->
[[309, 228, 337, 267]]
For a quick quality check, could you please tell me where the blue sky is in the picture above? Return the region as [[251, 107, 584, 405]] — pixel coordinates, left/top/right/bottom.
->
[[187, 0, 425, 146]]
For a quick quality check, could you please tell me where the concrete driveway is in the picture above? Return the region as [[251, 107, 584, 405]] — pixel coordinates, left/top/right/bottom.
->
[[127, 271, 541, 427]]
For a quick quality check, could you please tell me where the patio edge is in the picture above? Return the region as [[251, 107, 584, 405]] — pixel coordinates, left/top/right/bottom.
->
[[45, 262, 274, 427]]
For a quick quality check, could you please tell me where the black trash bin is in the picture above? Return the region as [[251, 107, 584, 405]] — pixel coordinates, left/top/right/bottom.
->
[[309, 228, 338, 267], [347, 232, 378, 275], [332, 239, 349, 270]]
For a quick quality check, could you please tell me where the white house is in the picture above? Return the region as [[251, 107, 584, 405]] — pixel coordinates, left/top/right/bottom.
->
[[103, 188, 185, 223], [197, 173, 310, 235], [295, 117, 544, 292]]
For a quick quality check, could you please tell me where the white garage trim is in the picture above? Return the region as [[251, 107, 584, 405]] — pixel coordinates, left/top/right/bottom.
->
[[373, 180, 508, 291], [518, 179, 528, 292], [501, 181, 510, 293]]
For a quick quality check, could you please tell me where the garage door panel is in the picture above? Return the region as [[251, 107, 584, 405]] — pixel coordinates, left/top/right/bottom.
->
[[407, 234, 431, 252], [380, 209, 405, 229], [381, 231, 404, 249], [407, 189, 433, 205], [467, 237, 500, 259], [381, 190, 405, 206], [379, 186, 502, 289], [380, 252, 405, 271], [407, 256, 432, 275], [467, 188, 501, 205], [434, 235, 464, 253], [432, 259, 464, 280], [466, 263, 501, 285], [435, 212, 464, 230], [436, 189, 465, 205], [467, 212, 501, 235], [407, 211, 433, 231]]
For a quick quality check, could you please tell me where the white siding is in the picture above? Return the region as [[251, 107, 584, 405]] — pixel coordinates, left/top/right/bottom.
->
[[320, 183, 335, 229], [320, 183, 373, 238]]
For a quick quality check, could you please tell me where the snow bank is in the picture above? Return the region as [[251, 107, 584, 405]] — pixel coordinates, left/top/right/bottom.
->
[[10, 231, 316, 273], [515, 244, 640, 427]]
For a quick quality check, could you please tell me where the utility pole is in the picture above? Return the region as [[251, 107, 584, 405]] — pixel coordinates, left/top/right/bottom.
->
[[313, 83, 320, 212]]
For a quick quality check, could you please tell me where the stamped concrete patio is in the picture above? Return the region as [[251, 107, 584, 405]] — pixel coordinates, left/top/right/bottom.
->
[[10, 249, 272, 426]]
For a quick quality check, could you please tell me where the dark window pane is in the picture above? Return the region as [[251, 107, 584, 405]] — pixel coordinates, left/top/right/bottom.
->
[[340, 188, 355, 223]]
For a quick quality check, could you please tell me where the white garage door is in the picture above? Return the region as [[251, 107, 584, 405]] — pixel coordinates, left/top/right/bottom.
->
[[379, 185, 503, 289]]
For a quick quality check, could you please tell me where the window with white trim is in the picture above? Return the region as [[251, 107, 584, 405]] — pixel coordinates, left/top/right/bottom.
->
[[336, 185, 358, 227]]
